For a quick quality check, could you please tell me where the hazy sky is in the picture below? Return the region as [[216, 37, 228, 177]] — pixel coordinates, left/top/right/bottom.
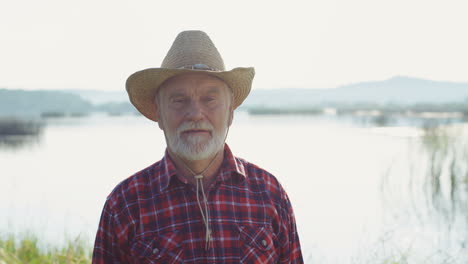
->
[[1, 0, 467, 91]]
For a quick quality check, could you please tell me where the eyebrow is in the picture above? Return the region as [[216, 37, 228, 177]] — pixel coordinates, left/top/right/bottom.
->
[[167, 87, 223, 97], [167, 92, 188, 100]]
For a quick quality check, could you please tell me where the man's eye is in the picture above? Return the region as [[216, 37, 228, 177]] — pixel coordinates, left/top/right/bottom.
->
[[203, 97, 216, 102], [172, 98, 185, 104]]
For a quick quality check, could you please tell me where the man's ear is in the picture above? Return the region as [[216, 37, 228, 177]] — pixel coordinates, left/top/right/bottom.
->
[[155, 105, 164, 130], [227, 109, 234, 126]]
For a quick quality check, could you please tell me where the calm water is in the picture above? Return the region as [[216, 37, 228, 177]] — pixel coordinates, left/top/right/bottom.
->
[[0, 112, 466, 263]]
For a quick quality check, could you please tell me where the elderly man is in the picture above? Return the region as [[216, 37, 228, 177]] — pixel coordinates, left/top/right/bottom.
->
[[93, 30, 303, 263]]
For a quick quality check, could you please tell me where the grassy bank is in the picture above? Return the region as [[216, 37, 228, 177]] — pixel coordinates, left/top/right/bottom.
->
[[0, 118, 43, 149], [0, 118, 43, 136], [1, 233, 463, 263], [0, 235, 91, 264]]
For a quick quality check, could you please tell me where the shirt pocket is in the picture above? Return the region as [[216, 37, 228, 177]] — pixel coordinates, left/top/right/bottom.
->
[[130, 230, 184, 264], [239, 225, 278, 264]]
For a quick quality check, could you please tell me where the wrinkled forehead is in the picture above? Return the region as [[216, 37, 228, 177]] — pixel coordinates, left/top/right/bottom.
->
[[157, 73, 232, 100]]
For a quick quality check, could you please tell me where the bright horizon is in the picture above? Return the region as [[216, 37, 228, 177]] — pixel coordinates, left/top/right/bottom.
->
[[1, 0, 467, 91]]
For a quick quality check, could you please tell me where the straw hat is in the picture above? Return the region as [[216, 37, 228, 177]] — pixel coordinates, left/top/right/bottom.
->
[[126, 30, 255, 122]]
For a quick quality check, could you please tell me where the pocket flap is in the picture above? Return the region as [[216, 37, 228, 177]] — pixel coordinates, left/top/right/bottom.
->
[[131, 230, 182, 258], [239, 225, 275, 251]]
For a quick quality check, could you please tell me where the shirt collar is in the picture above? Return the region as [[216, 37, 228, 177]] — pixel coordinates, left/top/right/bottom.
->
[[218, 144, 246, 182], [158, 143, 246, 192]]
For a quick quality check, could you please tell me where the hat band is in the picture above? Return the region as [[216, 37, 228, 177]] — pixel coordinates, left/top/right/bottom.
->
[[177, 64, 219, 71]]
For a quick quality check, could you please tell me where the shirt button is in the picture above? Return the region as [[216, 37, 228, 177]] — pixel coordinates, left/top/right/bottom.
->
[[261, 239, 267, 247], [152, 248, 160, 255]]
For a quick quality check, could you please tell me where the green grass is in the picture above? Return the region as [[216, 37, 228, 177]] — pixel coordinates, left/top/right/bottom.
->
[[0, 235, 91, 264]]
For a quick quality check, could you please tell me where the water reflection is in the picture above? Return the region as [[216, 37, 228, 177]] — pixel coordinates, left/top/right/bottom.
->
[[1, 113, 467, 263], [0, 135, 42, 149]]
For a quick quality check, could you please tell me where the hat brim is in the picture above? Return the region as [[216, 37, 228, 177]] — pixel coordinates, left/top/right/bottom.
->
[[126, 67, 255, 122]]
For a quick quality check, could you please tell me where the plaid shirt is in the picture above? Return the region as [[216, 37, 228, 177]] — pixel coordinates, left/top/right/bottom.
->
[[92, 144, 303, 263]]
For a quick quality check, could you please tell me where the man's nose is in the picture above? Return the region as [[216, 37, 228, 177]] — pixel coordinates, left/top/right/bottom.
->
[[185, 100, 204, 121]]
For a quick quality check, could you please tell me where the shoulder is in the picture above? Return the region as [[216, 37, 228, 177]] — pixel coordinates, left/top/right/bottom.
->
[[105, 160, 163, 211], [235, 156, 288, 201]]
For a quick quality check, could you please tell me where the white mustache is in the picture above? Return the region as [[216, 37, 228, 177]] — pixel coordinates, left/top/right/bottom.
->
[[177, 122, 213, 134]]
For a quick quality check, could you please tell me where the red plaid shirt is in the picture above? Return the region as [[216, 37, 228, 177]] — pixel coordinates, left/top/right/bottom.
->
[[92, 144, 303, 263]]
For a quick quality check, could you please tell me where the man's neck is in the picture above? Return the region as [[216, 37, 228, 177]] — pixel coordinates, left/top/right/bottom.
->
[[168, 148, 225, 188]]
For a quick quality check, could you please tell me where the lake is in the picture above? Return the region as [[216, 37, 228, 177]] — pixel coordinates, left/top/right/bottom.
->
[[1, 112, 466, 263]]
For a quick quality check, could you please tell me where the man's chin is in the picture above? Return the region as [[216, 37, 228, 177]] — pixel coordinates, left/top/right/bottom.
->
[[180, 134, 211, 144], [174, 143, 220, 161]]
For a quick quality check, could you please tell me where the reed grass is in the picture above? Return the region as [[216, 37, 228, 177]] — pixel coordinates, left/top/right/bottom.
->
[[420, 124, 468, 226], [0, 234, 91, 264], [378, 121, 468, 263]]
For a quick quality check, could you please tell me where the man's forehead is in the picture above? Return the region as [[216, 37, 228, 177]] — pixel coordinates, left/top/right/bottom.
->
[[159, 73, 229, 94]]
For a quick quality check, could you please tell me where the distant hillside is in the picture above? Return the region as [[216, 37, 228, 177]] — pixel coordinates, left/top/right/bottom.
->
[[0, 89, 136, 117], [325, 76, 468, 104], [0, 89, 92, 116], [2, 76, 468, 116], [68, 89, 129, 104], [65, 76, 468, 109], [241, 76, 468, 108]]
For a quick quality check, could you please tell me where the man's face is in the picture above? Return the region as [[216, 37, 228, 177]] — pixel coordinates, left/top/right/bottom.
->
[[156, 73, 233, 161]]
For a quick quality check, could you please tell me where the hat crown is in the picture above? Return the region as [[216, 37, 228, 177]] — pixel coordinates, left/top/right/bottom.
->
[[161, 30, 226, 71]]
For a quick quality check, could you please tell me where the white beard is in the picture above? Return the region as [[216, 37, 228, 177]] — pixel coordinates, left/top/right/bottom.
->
[[166, 121, 227, 161]]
